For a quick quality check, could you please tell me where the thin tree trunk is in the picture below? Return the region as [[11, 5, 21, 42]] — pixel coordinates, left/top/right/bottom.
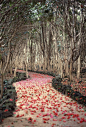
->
[[65, 60, 69, 76], [69, 58, 73, 81], [10, 59, 12, 75], [26, 63, 28, 78], [43, 55, 46, 72], [0, 60, 3, 99], [77, 56, 81, 79], [77, 4, 82, 79], [60, 60, 63, 78], [0, 74, 3, 99], [14, 66, 17, 77]]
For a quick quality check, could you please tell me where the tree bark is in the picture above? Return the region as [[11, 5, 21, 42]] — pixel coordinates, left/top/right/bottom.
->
[[0, 60, 3, 99]]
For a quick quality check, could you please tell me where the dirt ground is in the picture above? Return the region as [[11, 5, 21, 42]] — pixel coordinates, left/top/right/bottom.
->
[[0, 71, 86, 127]]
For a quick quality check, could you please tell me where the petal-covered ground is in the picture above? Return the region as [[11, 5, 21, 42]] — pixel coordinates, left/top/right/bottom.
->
[[1, 72, 86, 127]]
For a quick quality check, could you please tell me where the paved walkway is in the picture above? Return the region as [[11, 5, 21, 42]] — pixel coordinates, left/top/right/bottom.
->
[[1, 72, 86, 127]]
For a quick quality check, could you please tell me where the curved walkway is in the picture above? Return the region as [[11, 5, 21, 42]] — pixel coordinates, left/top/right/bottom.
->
[[1, 71, 86, 127]]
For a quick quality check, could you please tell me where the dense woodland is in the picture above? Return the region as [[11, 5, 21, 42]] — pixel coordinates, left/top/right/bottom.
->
[[0, 0, 86, 98]]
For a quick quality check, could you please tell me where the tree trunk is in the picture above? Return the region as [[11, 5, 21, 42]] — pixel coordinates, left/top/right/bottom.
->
[[43, 55, 46, 72], [77, 55, 80, 79], [69, 59, 73, 81], [14, 66, 17, 77], [10, 60, 12, 75], [65, 60, 69, 76], [77, 4, 82, 79], [60, 60, 63, 78], [1, 74, 3, 99], [26, 63, 28, 78], [23, 63, 24, 71], [0, 60, 4, 99]]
